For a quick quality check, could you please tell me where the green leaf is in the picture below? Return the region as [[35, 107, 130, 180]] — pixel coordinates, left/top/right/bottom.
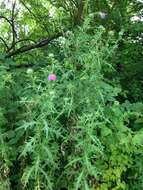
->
[[39, 168, 53, 190], [133, 133, 143, 145], [23, 166, 34, 188], [101, 183, 108, 190], [6, 130, 15, 139], [101, 127, 112, 137], [74, 171, 83, 190]]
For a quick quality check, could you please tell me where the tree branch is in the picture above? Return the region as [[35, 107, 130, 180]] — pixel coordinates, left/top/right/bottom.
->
[[7, 38, 36, 52], [20, 0, 50, 34], [20, 0, 36, 18], [0, 15, 12, 25], [0, 15, 17, 37], [0, 37, 9, 50], [0, 13, 17, 51], [6, 33, 62, 58], [10, 0, 17, 50], [16, 38, 36, 44]]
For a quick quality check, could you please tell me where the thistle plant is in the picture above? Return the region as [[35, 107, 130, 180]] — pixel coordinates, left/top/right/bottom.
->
[[9, 16, 118, 190]]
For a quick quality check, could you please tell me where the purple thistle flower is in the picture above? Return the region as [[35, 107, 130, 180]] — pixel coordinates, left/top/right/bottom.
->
[[48, 74, 56, 81], [101, 13, 106, 19], [66, 31, 71, 36]]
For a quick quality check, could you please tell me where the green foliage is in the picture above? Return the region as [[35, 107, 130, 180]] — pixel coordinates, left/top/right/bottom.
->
[[94, 102, 143, 190], [0, 0, 143, 190]]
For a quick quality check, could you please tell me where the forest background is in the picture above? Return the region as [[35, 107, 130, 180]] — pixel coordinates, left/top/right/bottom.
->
[[0, 0, 143, 189]]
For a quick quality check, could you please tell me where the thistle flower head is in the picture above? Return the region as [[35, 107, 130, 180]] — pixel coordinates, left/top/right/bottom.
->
[[101, 13, 106, 19], [49, 53, 54, 58], [27, 68, 33, 74], [66, 31, 71, 36], [48, 74, 56, 81]]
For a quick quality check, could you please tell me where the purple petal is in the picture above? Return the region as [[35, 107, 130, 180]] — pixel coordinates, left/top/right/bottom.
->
[[48, 74, 56, 80], [101, 13, 106, 19]]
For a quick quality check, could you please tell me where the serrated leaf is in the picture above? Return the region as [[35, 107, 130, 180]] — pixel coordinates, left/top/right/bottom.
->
[[101, 127, 112, 137], [65, 158, 81, 169], [39, 168, 53, 190], [133, 133, 143, 145], [23, 166, 34, 188], [74, 171, 83, 190]]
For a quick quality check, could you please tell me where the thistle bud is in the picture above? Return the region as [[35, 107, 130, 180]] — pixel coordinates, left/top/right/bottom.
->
[[27, 68, 33, 74]]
